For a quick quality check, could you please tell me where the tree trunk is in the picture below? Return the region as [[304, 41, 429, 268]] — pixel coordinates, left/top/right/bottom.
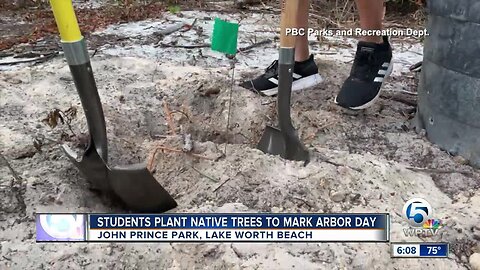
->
[[415, 0, 480, 167]]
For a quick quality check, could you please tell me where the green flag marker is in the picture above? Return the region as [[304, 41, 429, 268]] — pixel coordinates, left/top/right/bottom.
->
[[211, 18, 239, 55]]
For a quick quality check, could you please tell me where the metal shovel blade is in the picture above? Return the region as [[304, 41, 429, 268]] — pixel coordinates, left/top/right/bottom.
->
[[257, 126, 286, 157], [109, 165, 178, 213], [61, 143, 111, 192], [257, 125, 310, 163], [281, 130, 310, 163], [63, 142, 177, 212]]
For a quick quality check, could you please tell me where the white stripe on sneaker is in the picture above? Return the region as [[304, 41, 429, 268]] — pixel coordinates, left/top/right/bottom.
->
[[268, 77, 279, 85], [374, 77, 384, 83], [292, 73, 302, 79], [382, 62, 390, 68], [378, 69, 387, 75], [262, 74, 324, 96]]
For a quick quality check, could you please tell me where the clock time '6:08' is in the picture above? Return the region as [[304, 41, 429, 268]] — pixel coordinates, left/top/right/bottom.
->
[[397, 246, 417, 255], [391, 243, 421, 257]]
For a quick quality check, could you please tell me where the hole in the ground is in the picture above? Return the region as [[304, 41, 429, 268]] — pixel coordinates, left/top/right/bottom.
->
[[175, 91, 273, 146]]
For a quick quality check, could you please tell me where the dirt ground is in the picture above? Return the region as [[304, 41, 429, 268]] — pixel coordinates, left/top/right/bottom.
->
[[1, 8, 480, 270]]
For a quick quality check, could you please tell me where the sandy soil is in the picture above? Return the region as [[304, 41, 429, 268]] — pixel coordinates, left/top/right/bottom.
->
[[1, 9, 479, 270]]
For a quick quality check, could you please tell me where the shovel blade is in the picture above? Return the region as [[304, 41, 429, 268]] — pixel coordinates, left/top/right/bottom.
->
[[257, 126, 310, 164], [61, 144, 111, 191], [109, 164, 177, 213], [284, 138, 310, 164], [63, 144, 177, 212], [257, 126, 286, 157]]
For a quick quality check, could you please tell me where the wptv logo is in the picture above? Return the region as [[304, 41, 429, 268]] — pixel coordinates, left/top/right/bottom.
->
[[402, 198, 443, 237]]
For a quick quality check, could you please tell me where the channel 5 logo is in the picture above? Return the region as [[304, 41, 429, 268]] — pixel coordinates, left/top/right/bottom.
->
[[36, 214, 85, 241], [402, 198, 443, 237]]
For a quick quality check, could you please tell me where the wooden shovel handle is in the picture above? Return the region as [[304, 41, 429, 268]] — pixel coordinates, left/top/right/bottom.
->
[[280, 0, 300, 48]]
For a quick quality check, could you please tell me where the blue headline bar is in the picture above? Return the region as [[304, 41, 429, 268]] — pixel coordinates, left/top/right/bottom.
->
[[89, 213, 388, 229]]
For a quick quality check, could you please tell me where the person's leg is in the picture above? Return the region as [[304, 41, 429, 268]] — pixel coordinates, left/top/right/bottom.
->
[[239, 0, 323, 96], [356, 0, 384, 43], [295, 0, 310, 62], [335, 0, 393, 110]]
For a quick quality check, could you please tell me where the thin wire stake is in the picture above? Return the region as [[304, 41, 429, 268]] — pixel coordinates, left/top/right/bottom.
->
[[224, 56, 236, 155]]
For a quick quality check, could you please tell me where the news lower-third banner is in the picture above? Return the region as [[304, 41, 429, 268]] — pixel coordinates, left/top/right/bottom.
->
[[36, 213, 390, 242]]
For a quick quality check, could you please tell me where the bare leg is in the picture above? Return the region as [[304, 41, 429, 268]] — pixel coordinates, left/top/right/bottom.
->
[[295, 0, 310, 62], [355, 0, 384, 43]]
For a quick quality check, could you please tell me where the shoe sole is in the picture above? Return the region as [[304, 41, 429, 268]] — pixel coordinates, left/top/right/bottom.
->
[[261, 73, 324, 97], [334, 61, 394, 110]]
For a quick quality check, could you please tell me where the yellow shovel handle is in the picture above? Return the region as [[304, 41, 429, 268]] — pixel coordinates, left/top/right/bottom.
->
[[49, 0, 82, 42]]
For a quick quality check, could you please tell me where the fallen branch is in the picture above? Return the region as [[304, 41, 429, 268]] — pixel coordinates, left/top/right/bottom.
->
[[0, 52, 14, 58], [91, 49, 99, 58], [2, 255, 11, 261], [0, 52, 58, 66], [147, 148, 160, 172], [230, 244, 243, 259], [261, 100, 275, 106], [153, 21, 196, 46], [314, 151, 362, 173], [170, 110, 191, 121], [180, 18, 197, 32], [409, 61, 422, 72], [156, 22, 188, 37], [181, 7, 248, 14], [380, 92, 417, 107], [156, 43, 210, 49], [163, 100, 177, 135], [385, 89, 418, 96], [291, 196, 314, 209], [407, 166, 474, 177], [13, 52, 47, 58], [213, 177, 231, 192], [34, 52, 58, 65], [316, 51, 338, 55], [237, 40, 272, 53]]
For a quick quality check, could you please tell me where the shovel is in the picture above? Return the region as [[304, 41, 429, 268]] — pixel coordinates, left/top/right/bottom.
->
[[49, 0, 177, 212], [257, 0, 310, 165]]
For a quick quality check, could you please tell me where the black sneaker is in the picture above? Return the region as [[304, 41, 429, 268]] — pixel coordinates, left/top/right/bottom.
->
[[335, 36, 393, 110], [240, 54, 323, 96]]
